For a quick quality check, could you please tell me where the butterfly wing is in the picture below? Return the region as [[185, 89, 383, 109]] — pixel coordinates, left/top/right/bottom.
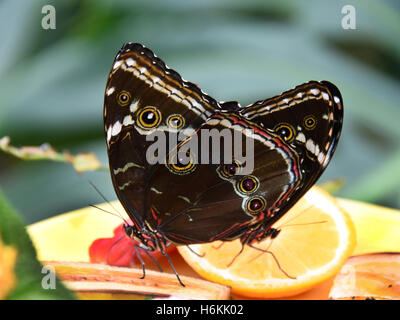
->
[[104, 43, 343, 246], [145, 112, 302, 244], [104, 43, 220, 228], [241, 81, 343, 210]]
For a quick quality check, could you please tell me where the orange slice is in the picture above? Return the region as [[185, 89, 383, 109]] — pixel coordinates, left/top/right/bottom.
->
[[178, 187, 356, 298]]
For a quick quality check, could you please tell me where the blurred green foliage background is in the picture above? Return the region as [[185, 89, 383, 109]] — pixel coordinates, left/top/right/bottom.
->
[[0, 0, 399, 224]]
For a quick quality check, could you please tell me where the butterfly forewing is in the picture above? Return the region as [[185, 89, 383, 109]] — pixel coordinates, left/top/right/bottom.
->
[[104, 43, 221, 228]]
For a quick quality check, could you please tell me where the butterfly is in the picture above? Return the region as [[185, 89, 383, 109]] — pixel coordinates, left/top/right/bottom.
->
[[103, 43, 343, 285]]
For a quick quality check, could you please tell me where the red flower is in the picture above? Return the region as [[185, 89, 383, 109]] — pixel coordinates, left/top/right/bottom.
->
[[89, 223, 176, 267]]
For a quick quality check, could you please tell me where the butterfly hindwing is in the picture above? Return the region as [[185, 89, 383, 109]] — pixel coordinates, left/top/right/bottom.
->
[[240, 81, 343, 209]]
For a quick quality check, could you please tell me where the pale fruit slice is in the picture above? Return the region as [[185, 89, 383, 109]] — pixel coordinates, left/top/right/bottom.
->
[[44, 261, 231, 300], [337, 198, 400, 255], [329, 253, 400, 300], [178, 187, 356, 298]]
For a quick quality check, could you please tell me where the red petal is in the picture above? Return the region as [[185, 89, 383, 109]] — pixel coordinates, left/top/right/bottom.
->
[[106, 237, 137, 267], [89, 238, 115, 264], [89, 223, 177, 267]]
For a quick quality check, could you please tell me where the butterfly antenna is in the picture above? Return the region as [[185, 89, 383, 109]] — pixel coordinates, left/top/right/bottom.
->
[[279, 220, 328, 229], [89, 204, 126, 223], [274, 203, 315, 230], [274, 202, 330, 231], [87, 180, 128, 224]]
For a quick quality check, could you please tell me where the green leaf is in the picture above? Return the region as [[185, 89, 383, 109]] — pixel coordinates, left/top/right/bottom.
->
[[0, 188, 75, 299]]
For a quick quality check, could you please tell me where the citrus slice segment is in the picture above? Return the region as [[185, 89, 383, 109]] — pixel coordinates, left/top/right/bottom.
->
[[178, 187, 356, 298]]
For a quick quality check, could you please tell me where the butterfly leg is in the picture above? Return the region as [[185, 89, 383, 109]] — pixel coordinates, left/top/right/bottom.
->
[[161, 248, 185, 287], [223, 225, 261, 267], [226, 242, 245, 268], [248, 239, 273, 263], [186, 245, 205, 257], [212, 241, 225, 250], [142, 249, 164, 272], [246, 227, 280, 263], [247, 243, 296, 279], [224, 224, 264, 267], [104, 235, 125, 266], [133, 244, 147, 279]]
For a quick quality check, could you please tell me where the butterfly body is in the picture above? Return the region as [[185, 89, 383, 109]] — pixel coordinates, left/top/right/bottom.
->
[[103, 43, 343, 282]]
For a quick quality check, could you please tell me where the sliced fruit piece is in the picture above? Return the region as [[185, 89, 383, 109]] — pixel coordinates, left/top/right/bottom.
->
[[329, 253, 400, 300], [178, 187, 356, 298], [44, 261, 231, 300], [337, 198, 400, 255], [28, 202, 124, 262]]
